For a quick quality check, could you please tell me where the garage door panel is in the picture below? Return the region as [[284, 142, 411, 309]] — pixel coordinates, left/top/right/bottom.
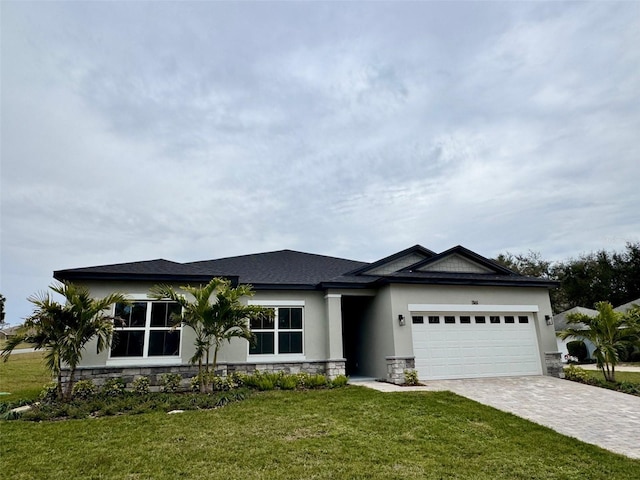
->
[[412, 312, 542, 380]]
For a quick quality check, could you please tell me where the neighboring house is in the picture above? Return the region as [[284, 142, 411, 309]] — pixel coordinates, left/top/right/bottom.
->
[[0, 325, 21, 341], [614, 298, 640, 313], [553, 307, 598, 362], [554, 298, 640, 362], [54, 244, 560, 385]]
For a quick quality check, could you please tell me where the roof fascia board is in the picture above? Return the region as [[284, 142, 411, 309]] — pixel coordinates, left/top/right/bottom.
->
[[53, 272, 239, 285], [375, 276, 558, 288]]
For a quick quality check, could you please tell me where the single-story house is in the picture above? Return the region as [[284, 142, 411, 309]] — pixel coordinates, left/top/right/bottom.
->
[[553, 307, 598, 362], [0, 325, 21, 341], [614, 298, 640, 313], [554, 298, 640, 362], [54, 244, 561, 385]]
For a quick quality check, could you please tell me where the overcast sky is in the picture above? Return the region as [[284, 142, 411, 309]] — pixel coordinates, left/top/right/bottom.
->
[[1, 1, 639, 324]]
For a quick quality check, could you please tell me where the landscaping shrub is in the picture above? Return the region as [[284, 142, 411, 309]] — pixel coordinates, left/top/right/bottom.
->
[[159, 373, 182, 393], [39, 382, 58, 403], [279, 375, 298, 390], [4, 388, 254, 422], [304, 374, 328, 388], [102, 378, 126, 397], [617, 381, 640, 395], [132, 376, 150, 395], [567, 341, 589, 362], [331, 375, 349, 388], [404, 369, 420, 386], [72, 379, 97, 400], [564, 365, 640, 396], [255, 377, 276, 391], [564, 365, 590, 382]]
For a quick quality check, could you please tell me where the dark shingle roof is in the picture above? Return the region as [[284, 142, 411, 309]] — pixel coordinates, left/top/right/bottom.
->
[[54, 259, 223, 283], [184, 250, 367, 286], [54, 245, 558, 290]]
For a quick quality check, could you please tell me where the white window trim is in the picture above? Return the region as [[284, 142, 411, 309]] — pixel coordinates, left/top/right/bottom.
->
[[107, 298, 182, 365], [408, 304, 539, 313], [248, 300, 305, 306], [247, 302, 305, 359]]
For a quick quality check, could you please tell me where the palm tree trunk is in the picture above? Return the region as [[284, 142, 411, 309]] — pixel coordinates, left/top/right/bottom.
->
[[56, 357, 63, 401], [198, 357, 205, 393], [65, 367, 75, 401], [212, 344, 219, 378]]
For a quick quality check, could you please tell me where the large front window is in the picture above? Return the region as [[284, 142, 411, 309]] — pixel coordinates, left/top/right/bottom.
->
[[111, 301, 181, 358], [249, 307, 303, 355]]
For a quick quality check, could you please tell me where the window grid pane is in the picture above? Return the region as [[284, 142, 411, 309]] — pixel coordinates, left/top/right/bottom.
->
[[250, 332, 275, 355], [249, 307, 303, 355]]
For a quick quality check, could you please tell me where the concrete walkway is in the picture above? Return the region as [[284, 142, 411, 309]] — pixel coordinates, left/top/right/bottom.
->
[[355, 376, 640, 459]]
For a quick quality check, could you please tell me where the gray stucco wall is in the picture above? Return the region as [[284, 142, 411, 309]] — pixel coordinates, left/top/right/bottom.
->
[[359, 286, 395, 379], [74, 281, 330, 369]]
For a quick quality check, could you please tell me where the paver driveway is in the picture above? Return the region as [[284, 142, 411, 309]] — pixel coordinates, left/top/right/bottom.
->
[[360, 376, 640, 459]]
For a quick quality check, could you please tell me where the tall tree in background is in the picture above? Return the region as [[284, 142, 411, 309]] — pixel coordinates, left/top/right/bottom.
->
[[496, 242, 640, 313]]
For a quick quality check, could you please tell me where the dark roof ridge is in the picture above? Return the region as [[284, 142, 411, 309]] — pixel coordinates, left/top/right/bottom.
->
[[184, 248, 363, 266]]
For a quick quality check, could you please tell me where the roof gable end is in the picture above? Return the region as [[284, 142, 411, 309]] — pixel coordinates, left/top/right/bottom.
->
[[347, 245, 437, 276], [403, 245, 516, 275]]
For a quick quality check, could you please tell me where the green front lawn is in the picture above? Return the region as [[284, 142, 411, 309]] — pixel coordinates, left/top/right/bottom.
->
[[587, 370, 640, 384], [2, 387, 638, 479], [0, 351, 51, 400]]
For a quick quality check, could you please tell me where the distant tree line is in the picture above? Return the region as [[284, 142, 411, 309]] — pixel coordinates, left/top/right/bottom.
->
[[495, 242, 640, 313]]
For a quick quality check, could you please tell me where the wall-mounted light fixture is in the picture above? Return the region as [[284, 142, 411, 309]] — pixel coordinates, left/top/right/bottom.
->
[[398, 314, 406, 326], [545, 315, 553, 326]]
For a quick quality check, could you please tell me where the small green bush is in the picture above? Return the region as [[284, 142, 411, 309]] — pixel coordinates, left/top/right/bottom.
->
[[279, 375, 298, 390], [160, 373, 182, 393], [102, 378, 126, 397], [305, 374, 328, 388], [331, 375, 349, 388], [72, 379, 97, 400], [618, 381, 640, 395], [39, 382, 59, 403], [564, 365, 590, 382], [132, 376, 150, 395], [255, 377, 275, 391], [404, 369, 420, 386]]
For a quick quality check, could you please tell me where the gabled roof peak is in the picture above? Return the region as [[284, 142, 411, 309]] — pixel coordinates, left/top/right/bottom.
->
[[401, 245, 516, 276], [346, 245, 437, 276]]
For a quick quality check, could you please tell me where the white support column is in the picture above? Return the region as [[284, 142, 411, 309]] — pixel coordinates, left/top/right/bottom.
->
[[325, 293, 344, 360]]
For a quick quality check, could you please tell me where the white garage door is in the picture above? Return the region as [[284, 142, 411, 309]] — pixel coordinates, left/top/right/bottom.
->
[[411, 312, 542, 380]]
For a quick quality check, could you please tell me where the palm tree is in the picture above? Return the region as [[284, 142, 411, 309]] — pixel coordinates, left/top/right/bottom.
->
[[557, 301, 640, 382], [149, 278, 270, 392], [207, 280, 269, 378], [1, 282, 128, 400]]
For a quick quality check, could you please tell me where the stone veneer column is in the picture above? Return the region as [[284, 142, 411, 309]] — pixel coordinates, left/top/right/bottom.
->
[[544, 352, 564, 378], [325, 359, 346, 380], [385, 356, 416, 385]]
